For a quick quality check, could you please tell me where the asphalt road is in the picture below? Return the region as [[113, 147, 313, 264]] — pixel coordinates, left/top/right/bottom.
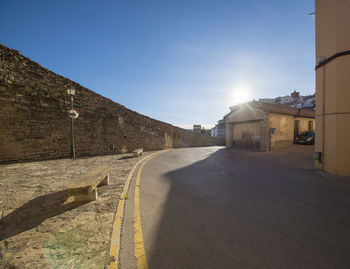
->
[[119, 147, 350, 269]]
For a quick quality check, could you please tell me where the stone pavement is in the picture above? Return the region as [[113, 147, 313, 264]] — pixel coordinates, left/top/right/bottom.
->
[[0, 151, 158, 268]]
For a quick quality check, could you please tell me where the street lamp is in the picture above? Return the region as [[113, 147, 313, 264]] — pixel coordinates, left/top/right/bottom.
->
[[67, 88, 79, 159]]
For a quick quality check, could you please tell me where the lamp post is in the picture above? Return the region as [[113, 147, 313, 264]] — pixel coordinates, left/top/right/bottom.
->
[[67, 88, 78, 159]]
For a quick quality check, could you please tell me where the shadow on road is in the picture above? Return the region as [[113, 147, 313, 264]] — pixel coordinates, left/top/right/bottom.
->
[[146, 147, 350, 269], [0, 191, 87, 241]]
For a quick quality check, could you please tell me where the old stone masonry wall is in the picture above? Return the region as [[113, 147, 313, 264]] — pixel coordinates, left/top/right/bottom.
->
[[0, 44, 218, 163]]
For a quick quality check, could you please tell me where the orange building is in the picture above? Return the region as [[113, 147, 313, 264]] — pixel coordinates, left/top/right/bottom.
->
[[314, 0, 350, 176]]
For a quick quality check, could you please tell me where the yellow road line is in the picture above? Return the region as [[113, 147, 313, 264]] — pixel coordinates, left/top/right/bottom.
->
[[134, 150, 169, 268], [109, 150, 169, 269], [134, 160, 150, 269]]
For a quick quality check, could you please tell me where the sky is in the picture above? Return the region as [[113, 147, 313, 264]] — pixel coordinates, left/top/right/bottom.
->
[[1, 0, 315, 129]]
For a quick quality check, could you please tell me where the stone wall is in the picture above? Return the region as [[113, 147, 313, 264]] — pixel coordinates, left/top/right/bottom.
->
[[0, 44, 218, 163]]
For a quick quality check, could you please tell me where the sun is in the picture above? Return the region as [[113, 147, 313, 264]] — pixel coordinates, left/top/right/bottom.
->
[[231, 88, 251, 105]]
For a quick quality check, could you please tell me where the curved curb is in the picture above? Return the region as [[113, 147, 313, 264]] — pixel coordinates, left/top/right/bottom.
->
[[108, 150, 169, 269]]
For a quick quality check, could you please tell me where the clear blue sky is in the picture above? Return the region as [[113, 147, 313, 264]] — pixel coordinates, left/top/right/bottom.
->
[[1, 0, 315, 129]]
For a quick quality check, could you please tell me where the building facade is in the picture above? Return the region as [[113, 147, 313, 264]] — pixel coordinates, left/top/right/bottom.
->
[[214, 119, 226, 138], [193, 125, 201, 134], [210, 127, 215, 137], [225, 102, 315, 151], [314, 0, 350, 175], [290, 95, 315, 110], [259, 91, 315, 110]]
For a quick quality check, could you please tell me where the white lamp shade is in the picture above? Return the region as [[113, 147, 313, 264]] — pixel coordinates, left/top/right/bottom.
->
[[67, 88, 76, 95], [68, 109, 79, 119]]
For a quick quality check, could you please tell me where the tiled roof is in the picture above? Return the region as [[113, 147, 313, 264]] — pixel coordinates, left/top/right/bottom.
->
[[250, 101, 315, 117], [226, 101, 315, 118]]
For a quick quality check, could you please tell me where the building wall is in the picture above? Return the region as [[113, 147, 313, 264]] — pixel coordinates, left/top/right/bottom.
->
[[225, 103, 315, 152], [215, 127, 226, 138], [268, 113, 295, 149], [295, 117, 315, 134], [268, 114, 315, 149], [210, 128, 215, 137], [0, 45, 218, 163], [259, 117, 270, 151], [231, 121, 261, 151], [225, 104, 268, 151], [232, 121, 260, 141], [225, 123, 233, 149], [193, 125, 201, 133], [315, 0, 350, 175]]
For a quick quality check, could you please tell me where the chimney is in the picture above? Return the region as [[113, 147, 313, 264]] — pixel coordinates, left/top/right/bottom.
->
[[291, 90, 300, 100]]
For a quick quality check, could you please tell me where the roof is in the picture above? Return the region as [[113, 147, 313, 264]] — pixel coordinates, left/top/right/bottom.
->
[[287, 94, 315, 106], [225, 101, 315, 119]]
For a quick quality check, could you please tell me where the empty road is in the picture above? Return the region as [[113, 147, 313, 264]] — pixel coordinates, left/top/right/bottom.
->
[[119, 147, 350, 269]]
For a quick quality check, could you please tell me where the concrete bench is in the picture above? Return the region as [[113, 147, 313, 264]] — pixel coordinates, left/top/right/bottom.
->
[[67, 165, 111, 202], [132, 148, 143, 157]]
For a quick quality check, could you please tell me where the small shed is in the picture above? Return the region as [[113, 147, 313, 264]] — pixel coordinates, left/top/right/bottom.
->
[[224, 101, 315, 151]]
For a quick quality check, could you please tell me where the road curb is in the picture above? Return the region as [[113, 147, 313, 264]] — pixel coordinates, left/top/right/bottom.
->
[[108, 150, 169, 269]]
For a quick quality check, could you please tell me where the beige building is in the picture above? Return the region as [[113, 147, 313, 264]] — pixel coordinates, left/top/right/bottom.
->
[[225, 102, 315, 151], [314, 0, 350, 175]]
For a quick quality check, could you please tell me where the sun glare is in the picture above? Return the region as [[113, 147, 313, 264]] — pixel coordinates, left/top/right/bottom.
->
[[231, 88, 251, 105]]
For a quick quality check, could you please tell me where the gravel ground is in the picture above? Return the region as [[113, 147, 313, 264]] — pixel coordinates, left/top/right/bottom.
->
[[0, 151, 159, 269]]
